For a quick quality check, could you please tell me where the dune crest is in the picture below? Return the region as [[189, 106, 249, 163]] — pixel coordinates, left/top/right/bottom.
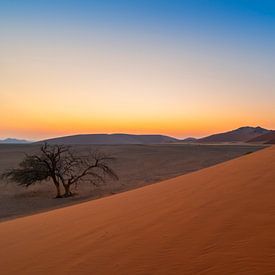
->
[[0, 146, 275, 274]]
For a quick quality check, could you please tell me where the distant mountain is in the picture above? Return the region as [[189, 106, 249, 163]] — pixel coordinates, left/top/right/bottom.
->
[[0, 138, 31, 144], [39, 134, 179, 145], [198, 126, 270, 143], [248, 131, 275, 144], [181, 137, 197, 143]]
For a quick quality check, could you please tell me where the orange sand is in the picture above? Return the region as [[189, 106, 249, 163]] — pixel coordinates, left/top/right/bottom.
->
[[0, 146, 275, 274]]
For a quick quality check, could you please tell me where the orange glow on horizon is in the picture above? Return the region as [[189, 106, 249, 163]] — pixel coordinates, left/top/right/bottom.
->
[[1, 21, 274, 140], [1, 109, 274, 140]]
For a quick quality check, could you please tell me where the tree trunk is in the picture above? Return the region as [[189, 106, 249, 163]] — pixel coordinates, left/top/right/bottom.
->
[[55, 183, 62, 198], [63, 184, 73, 197]]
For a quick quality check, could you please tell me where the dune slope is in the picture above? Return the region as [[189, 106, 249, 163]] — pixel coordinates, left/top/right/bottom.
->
[[0, 147, 275, 274]]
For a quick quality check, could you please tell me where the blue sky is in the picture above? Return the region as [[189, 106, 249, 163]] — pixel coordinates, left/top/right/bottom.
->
[[0, 0, 274, 139]]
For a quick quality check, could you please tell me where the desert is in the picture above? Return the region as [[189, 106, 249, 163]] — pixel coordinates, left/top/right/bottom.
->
[[0, 143, 263, 221], [1, 1, 274, 274], [0, 145, 274, 274]]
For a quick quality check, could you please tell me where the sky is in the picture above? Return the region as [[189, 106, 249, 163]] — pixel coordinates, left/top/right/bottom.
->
[[0, 0, 275, 140]]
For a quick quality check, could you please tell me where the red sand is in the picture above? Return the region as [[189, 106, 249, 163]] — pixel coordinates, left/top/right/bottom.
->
[[0, 146, 275, 274]]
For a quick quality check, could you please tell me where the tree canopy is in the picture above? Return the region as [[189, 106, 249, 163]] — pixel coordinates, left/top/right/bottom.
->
[[2, 144, 118, 198]]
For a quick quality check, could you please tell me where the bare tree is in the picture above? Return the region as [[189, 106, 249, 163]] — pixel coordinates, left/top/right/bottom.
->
[[1, 143, 118, 198]]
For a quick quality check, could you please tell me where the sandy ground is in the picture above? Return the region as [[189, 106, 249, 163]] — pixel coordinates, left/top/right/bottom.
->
[[0, 146, 274, 274], [0, 144, 263, 221]]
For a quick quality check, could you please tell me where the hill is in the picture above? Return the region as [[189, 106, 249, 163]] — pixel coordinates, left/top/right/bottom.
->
[[248, 131, 275, 144], [181, 137, 197, 143], [0, 138, 31, 144], [0, 146, 274, 274], [39, 133, 179, 144], [35, 127, 273, 144], [198, 126, 269, 143]]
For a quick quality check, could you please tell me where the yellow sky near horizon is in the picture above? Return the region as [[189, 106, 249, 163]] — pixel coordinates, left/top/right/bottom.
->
[[1, 21, 275, 140]]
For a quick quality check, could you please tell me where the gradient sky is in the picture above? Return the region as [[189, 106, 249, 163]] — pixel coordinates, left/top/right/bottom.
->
[[1, 0, 275, 140]]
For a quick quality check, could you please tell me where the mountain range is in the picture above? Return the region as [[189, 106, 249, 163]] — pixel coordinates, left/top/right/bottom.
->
[[2, 126, 274, 145], [40, 127, 274, 144], [0, 138, 31, 144]]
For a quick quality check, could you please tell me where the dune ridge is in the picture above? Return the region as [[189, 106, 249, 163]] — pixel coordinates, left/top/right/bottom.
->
[[0, 146, 275, 274]]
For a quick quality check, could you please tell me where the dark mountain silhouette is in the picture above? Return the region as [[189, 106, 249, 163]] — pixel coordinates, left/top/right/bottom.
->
[[198, 126, 270, 143], [248, 131, 275, 144], [39, 134, 179, 145], [182, 137, 197, 143], [0, 138, 31, 144]]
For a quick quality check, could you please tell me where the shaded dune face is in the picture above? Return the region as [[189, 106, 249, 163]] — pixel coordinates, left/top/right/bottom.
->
[[0, 147, 275, 274], [248, 131, 275, 144]]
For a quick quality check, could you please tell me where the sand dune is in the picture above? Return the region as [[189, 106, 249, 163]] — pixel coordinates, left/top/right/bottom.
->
[[0, 146, 275, 274], [198, 126, 269, 143]]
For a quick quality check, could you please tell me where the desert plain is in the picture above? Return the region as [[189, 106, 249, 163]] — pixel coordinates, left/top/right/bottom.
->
[[0, 143, 263, 221]]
